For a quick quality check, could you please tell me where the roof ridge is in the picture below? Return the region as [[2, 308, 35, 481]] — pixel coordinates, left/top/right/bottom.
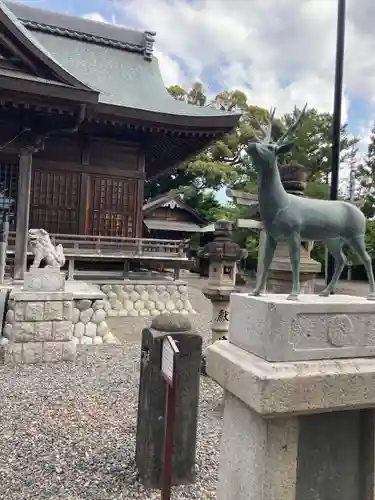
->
[[22, 20, 156, 60], [4, 1, 156, 60]]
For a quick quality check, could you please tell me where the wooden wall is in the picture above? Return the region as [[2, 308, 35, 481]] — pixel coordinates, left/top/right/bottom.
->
[[27, 134, 145, 237]]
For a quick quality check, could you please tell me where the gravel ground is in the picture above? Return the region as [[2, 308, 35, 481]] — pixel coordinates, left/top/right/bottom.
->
[[0, 280, 224, 500], [0, 275, 369, 499]]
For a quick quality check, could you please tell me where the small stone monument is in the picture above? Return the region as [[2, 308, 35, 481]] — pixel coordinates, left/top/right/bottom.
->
[[4, 229, 76, 364], [136, 315, 202, 489], [198, 220, 244, 343]]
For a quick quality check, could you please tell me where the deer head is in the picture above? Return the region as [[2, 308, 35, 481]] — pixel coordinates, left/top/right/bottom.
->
[[246, 103, 307, 171]]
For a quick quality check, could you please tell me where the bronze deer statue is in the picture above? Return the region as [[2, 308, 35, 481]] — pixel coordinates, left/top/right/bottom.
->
[[246, 105, 375, 301]]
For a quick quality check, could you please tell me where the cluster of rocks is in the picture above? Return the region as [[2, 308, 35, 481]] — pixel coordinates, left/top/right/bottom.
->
[[72, 299, 117, 346], [100, 282, 196, 317]]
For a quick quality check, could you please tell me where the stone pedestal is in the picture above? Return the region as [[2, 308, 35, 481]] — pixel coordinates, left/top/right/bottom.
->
[[267, 242, 321, 294], [3, 269, 76, 363], [207, 293, 375, 500]]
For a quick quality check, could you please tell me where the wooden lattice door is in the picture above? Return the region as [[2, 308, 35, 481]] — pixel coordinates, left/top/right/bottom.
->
[[30, 168, 81, 234], [88, 176, 136, 237]]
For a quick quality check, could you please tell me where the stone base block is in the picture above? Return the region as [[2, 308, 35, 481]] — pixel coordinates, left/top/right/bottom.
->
[[228, 293, 375, 362], [208, 341, 375, 500], [3, 340, 77, 364], [23, 269, 65, 292], [207, 340, 375, 416]]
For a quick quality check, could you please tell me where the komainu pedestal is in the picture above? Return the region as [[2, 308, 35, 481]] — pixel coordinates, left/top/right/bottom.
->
[[207, 293, 375, 500], [4, 269, 76, 364]]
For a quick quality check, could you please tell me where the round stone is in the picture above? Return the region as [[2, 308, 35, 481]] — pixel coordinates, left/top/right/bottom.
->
[[128, 309, 139, 317], [167, 285, 177, 294], [108, 296, 118, 307], [130, 291, 140, 302], [72, 307, 80, 324], [178, 285, 187, 293], [124, 284, 134, 293], [93, 336, 103, 345], [156, 285, 166, 293], [166, 300, 175, 311], [161, 310, 170, 315], [81, 336, 93, 345], [91, 309, 106, 324], [180, 292, 188, 301], [184, 300, 193, 311], [175, 299, 184, 311], [107, 310, 118, 317], [145, 301, 155, 310], [121, 292, 130, 302], [113, 300, 123, 311], [76, 299, 92, 311], [150, 309, 160, 317], [5, 310, 14, 324], [103, 332, 117, 344], [85, 323, 97, 338], [149, 291, 160, 302], [107, 291, 117, 299], [151, 314, 192, 332], [171, 291, 180, 301], [74, 322, 85, 338], [139, 309, 150, 317], [2, 323, 12, 339], [71, 336, 79, 345], [97, 321, 110, 337], [146, 284, 157, 293], [112, 285, 124, 295], [101, 284, 112, 294], [93, 300, 105, 311], [124, 300, 134, 311], [0, 336, 9, 346], [134, 300, 144, 311], [102, 301, 110, 312], [80, 308, 94, 324], [140, 291, 149, 302], [118, 309, 128, 317], [159, 292, 171, 303], [134, 284, 145, 293], [180, 310, 189, 315], [155, 301, 165, 311]]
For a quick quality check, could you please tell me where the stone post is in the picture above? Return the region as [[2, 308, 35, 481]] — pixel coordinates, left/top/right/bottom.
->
[[268, 160, 321, 293], [198, 220, 244, 343], [135, 315, 202, 489], [207, 292, 375, 500]]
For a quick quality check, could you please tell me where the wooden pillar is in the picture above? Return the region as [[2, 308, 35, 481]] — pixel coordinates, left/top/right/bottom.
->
[[14, 148, 33, 281]]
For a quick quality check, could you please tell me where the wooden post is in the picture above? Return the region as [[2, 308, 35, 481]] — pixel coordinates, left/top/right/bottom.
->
[[14, 148, 33, 281]]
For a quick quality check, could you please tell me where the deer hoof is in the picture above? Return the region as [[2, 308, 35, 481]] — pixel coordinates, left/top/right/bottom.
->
[[287, 293, 299, 301], [367, 292, 375, 301]]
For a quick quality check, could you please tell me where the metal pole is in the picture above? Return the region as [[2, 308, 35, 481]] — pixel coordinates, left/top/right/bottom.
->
[[326, 0, 346, 287]]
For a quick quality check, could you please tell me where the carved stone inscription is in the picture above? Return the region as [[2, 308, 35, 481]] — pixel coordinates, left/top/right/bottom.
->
[[290, 313, 375, 349]]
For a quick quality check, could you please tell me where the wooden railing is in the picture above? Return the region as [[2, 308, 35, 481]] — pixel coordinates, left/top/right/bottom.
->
[[6, 232, 188, 260]]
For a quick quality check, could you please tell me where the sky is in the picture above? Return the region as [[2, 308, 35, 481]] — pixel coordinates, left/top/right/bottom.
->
[[9, 0, 375, 199]]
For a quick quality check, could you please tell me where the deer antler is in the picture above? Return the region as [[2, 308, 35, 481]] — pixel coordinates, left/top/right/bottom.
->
[[264, 107, 276, 143], [276, 103, 307, 147]]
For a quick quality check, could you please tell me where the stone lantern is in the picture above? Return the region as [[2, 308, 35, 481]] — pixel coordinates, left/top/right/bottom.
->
[[198, 220, 245, 343]]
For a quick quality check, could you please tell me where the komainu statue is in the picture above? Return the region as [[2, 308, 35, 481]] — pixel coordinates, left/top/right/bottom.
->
[[246, 104, 375, 301], [28, 228, 66, 270]]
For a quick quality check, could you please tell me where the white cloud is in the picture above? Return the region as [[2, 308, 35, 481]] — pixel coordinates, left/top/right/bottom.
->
[[112, 0, 375, 124], [83, 12, 108, 23]]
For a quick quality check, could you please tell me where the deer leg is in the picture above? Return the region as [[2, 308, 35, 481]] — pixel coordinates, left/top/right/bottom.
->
[[319, 238, 346, 297], [287, 232, 301, 300], [347, 235, 375, 300], [251, 233, 277, 296]]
